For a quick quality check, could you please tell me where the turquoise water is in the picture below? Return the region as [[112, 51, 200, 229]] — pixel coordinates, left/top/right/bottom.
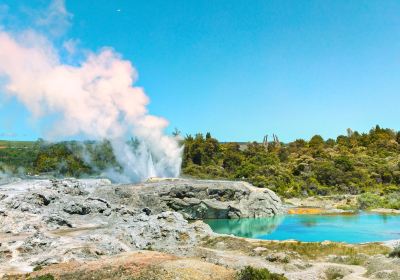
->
[[204, 213, 400, 243]]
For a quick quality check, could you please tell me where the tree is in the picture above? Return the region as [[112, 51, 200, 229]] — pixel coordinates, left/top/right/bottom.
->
[[309, 135, 324, 149], [325, 138, 336, 147], [172, 128, 181, 137]]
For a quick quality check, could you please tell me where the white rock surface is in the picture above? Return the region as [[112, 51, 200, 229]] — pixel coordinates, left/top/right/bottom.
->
[[0, 178, 283, 275]]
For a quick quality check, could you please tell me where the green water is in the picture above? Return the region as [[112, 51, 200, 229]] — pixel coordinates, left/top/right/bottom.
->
[[204, 213, 400, 243]]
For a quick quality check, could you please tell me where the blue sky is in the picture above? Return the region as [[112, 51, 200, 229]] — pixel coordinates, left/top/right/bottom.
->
[[0, 0, 400, 142]]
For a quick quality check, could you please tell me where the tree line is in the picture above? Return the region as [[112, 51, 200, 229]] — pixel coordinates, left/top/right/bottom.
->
[[182, 126, 400, 198], [1, 126, 400, 200]]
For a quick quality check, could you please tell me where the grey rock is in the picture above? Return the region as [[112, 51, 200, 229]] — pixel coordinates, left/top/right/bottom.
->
[[51, 178, 86, 195], [0, 178, 283, 273], [29, 193, 51, 206], [45, 214, 73, 228], [63, 201, 91, 215], [0, 247, 12, 261], [18, 232, 53, 255], [106, 179, 285, 219]]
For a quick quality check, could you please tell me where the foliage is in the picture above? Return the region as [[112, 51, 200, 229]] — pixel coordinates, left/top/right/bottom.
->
[[182, 126, 400, 198], [1, 125, 400, 199], [33, 265, 43, 271], [324, 267, 345, 280], [357, 193, 383, 210], [389, 246, 400, 258], [0, 139, 120, 179], [237, 266, 287, 280], [357, 192, 400, 210], [29, 274, 55, 280]]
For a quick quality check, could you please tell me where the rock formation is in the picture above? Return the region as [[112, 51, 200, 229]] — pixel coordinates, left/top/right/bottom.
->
[[0, 178, 283, 275], [112, 178, 285, 219]]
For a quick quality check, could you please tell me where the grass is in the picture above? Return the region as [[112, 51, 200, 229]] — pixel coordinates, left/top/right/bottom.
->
[[329, 253, 369, 265], [340, 254, 367, 265], [202, 236, 390, 260], [8, 265, 135, 280], [29, 275, 55, 280]]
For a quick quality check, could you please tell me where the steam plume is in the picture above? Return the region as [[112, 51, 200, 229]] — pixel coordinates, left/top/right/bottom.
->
[[0, 4, 182, 182]]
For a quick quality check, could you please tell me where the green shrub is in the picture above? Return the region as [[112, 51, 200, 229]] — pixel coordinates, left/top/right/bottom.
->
[[33, 265, 43, 271], [325, 267, 345, 280], [237, 266, 287, 280], [389, 246, 400, 258], [357, 193, 383, 209], [385, 193, 400, 209]]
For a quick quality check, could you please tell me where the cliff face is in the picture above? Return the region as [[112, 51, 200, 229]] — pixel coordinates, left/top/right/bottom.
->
[[0, 178, 283, 275]]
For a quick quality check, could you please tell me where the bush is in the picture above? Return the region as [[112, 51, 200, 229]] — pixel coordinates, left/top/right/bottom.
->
[[325, 267, 346, 280], [237, 266, 287, 280], [389, 246, 400, 258], [385, 193, 400, 209], [33, 265, 43, 271], [357, 193, 383, 209]]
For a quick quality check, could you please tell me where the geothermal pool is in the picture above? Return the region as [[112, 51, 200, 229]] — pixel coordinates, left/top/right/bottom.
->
[[204, 213, 400, 243]]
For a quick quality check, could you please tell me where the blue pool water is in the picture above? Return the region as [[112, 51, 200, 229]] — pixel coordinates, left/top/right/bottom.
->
[[204, 213, 400, 243]]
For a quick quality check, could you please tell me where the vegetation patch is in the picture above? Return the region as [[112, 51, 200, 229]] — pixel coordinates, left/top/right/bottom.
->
[[181, 127, 400, 198], [33, 265, 44, 272], [2, 126, 400, 201], [389, 246, 400, 258], [202, 236, 390, 260], [358, 193, 400, 210], [329, 253, 368, 265], [237, 266, 287, 280], [29, 274, 55, 280], [324, 267, 346, 280]]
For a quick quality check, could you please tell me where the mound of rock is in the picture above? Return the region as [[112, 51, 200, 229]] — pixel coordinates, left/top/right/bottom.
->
[[96, 178, 285, 219], [0, 178, 283, 275]]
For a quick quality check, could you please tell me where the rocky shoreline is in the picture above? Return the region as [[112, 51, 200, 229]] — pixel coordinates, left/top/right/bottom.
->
[[1, 178, 399, 280], [0, 178, 283, 276]]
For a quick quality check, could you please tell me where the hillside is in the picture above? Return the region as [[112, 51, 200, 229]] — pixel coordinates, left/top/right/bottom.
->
[[182, 127, 400, 200]]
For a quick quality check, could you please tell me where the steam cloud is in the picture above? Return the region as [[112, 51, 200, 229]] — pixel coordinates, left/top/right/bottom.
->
[[0, 1, 182, 182]]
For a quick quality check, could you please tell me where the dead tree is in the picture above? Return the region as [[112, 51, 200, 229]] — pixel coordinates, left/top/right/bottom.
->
[[272, 134, 281, 148], [263, 135, 269, 151]]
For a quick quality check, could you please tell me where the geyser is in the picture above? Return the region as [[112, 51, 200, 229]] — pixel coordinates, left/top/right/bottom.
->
[[0, 2, 182, 182]]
